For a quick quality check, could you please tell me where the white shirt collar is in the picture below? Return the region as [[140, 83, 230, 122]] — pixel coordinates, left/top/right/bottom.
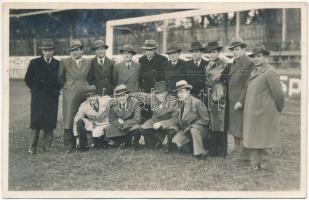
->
[[44, 57, 52, 64], [97, 56, 106, 64]]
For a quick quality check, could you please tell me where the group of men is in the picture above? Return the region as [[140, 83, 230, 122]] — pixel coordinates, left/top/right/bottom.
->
[[24, 36, 284, 169]]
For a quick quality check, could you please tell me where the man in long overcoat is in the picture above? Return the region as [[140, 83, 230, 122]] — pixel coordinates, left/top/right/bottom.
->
[[58, 39, 94, 153], [113, 45, 140, 93], [88, 40, 114, 95], [241, 44, 284, 169], [228, 37, 255, 155], [185, 41, 208, 97], [24, 40, 60, 154]]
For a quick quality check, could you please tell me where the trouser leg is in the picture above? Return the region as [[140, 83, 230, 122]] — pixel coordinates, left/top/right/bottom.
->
[[142, 129, 158, 149], [165, 129, 177, 152], [132, 129, 142, 149], [190, 128, 207, 156], [42, 129, 53, 149], [260, 149, 270, 169], [216, 131, 227, 158], [76, 120, 89, 150], [208, 131, 217, 157], [249, 149, 261, 168], [64, 129, 75, 151], [233, 136, 241, 152], [29, 129, 40, 153]]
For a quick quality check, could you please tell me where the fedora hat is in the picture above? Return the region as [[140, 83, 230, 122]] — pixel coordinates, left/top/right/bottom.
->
[[153, 81, 167, 93], [92, 40, 108, 51], [174, 80, 193, 92], [68, 39, 84, 51], [114, 84, 130, 97], [189, 41, 205, 52], [206, 41, 223, 53], [141, 40, 157, 50], [120, 45, 136, 55], [248, 44, 270, 57], [38, 39, 54, 50], [84, 87, 100, 97], [228, 37, 247, 50], [166, 44, 182, 54]]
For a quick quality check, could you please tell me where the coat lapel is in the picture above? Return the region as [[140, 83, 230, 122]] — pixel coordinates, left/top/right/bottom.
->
[[122, 62, 137, 83]]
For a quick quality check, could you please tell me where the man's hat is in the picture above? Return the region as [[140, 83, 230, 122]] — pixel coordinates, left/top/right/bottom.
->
[[120, 45, 136, 55], [228, 37, 247, 50], [206, 41, 223, 53], [92, 40, 109, 51], [248, 44, 270, 58], [38, 39, 54, 50], [141, 40, 157, 50], [114, 84, 130, 97], [165, 44, 182, 54], [153, 81, 167, 93], [84, 87, 100, 97], [68, 39, 84, 51], [189, 41, 205, 52], [174, 80, 193, 92]]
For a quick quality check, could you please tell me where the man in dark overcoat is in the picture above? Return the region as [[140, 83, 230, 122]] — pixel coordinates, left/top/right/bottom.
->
[[185, 41, 208, 97], [88, 40, 115, 95], [228, 37, 255, 156], [24, 40, 60, 154], [163, 44, 187, 94]]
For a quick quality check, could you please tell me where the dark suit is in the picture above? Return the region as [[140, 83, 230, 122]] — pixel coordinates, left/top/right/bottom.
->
[[228, 54, 255, 138], [24, 56, 60, 129], [113, 61, 140, 93], [185, 59, 208, 97], [88, 56, 114, 95], [139, 53, 167, 93], [164, 59, 187, 94]]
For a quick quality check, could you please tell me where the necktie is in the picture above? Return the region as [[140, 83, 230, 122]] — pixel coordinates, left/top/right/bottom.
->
[[195, 61, 198, 68], [76, 60, 81, 68], [180, 101, 185, 119], [46, 58, 50, 64], [127, 64, 130, 70]]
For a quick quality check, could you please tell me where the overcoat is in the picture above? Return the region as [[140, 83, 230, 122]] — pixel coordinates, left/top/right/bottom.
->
[[164, 59, 188, 94], [58, 57, 92, 129], [228, 54, 255, 138], [139, 53, 167, 93], [113, 61, 140, 93], [205, 58, 230, 132], [185, 59, 208, 97], [106, 96, 142, 138], [24, 56, 60, 129], [242, 63, 284, 148], [87, 56, 114, 95]]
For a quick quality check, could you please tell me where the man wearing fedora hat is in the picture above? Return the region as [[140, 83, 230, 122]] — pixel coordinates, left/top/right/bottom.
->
[[241, 44, 284, 170], [58, 39, 93, 153], [186, 41, 208, 97], [25, 39, 60, 154], [73, 89, 112, 152], [227, 37, 255, 156], [130, 81, 178, 151], [88, 40, 115, 96], [204, 41, 231, 158], [113, 45, 140, 93], [164, 44, 187, 94], [105, 84, 142, 149], [162, 80, 209, 159]]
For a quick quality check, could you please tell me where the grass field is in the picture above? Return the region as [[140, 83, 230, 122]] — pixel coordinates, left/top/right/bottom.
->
[[8, 80, 301, 191]]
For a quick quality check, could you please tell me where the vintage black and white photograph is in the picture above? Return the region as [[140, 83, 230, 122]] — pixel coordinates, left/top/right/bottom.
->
[[1, 1, 307, 198]]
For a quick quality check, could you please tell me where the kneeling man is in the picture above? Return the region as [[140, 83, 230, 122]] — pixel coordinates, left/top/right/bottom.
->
[[73, 89, 112, 151], [166, 80, 209, 159], [106, 84, 142, 149]]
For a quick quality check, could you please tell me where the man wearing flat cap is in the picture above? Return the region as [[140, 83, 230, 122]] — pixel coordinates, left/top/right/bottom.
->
[[25, 39, 60, 154], [241, 44, 284, 170], [58, 39, 94, 153], [88, 40, 115, 96], [130, 81, 178, 151], [113, 45, 140, 93], [227, 37, 255, 157], [105, 84, 142, 149], [162, 80, 209, 160], [204, 41, 230, 158], [185, 41, 208, 97], [164, 44, 187, 94]]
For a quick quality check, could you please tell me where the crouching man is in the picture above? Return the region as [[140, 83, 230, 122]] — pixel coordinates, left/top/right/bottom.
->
[[73, 89, 111, 152], [130, 81, 178, 150], [105, 84, 142, 149], [163, 80, 209, 160]]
